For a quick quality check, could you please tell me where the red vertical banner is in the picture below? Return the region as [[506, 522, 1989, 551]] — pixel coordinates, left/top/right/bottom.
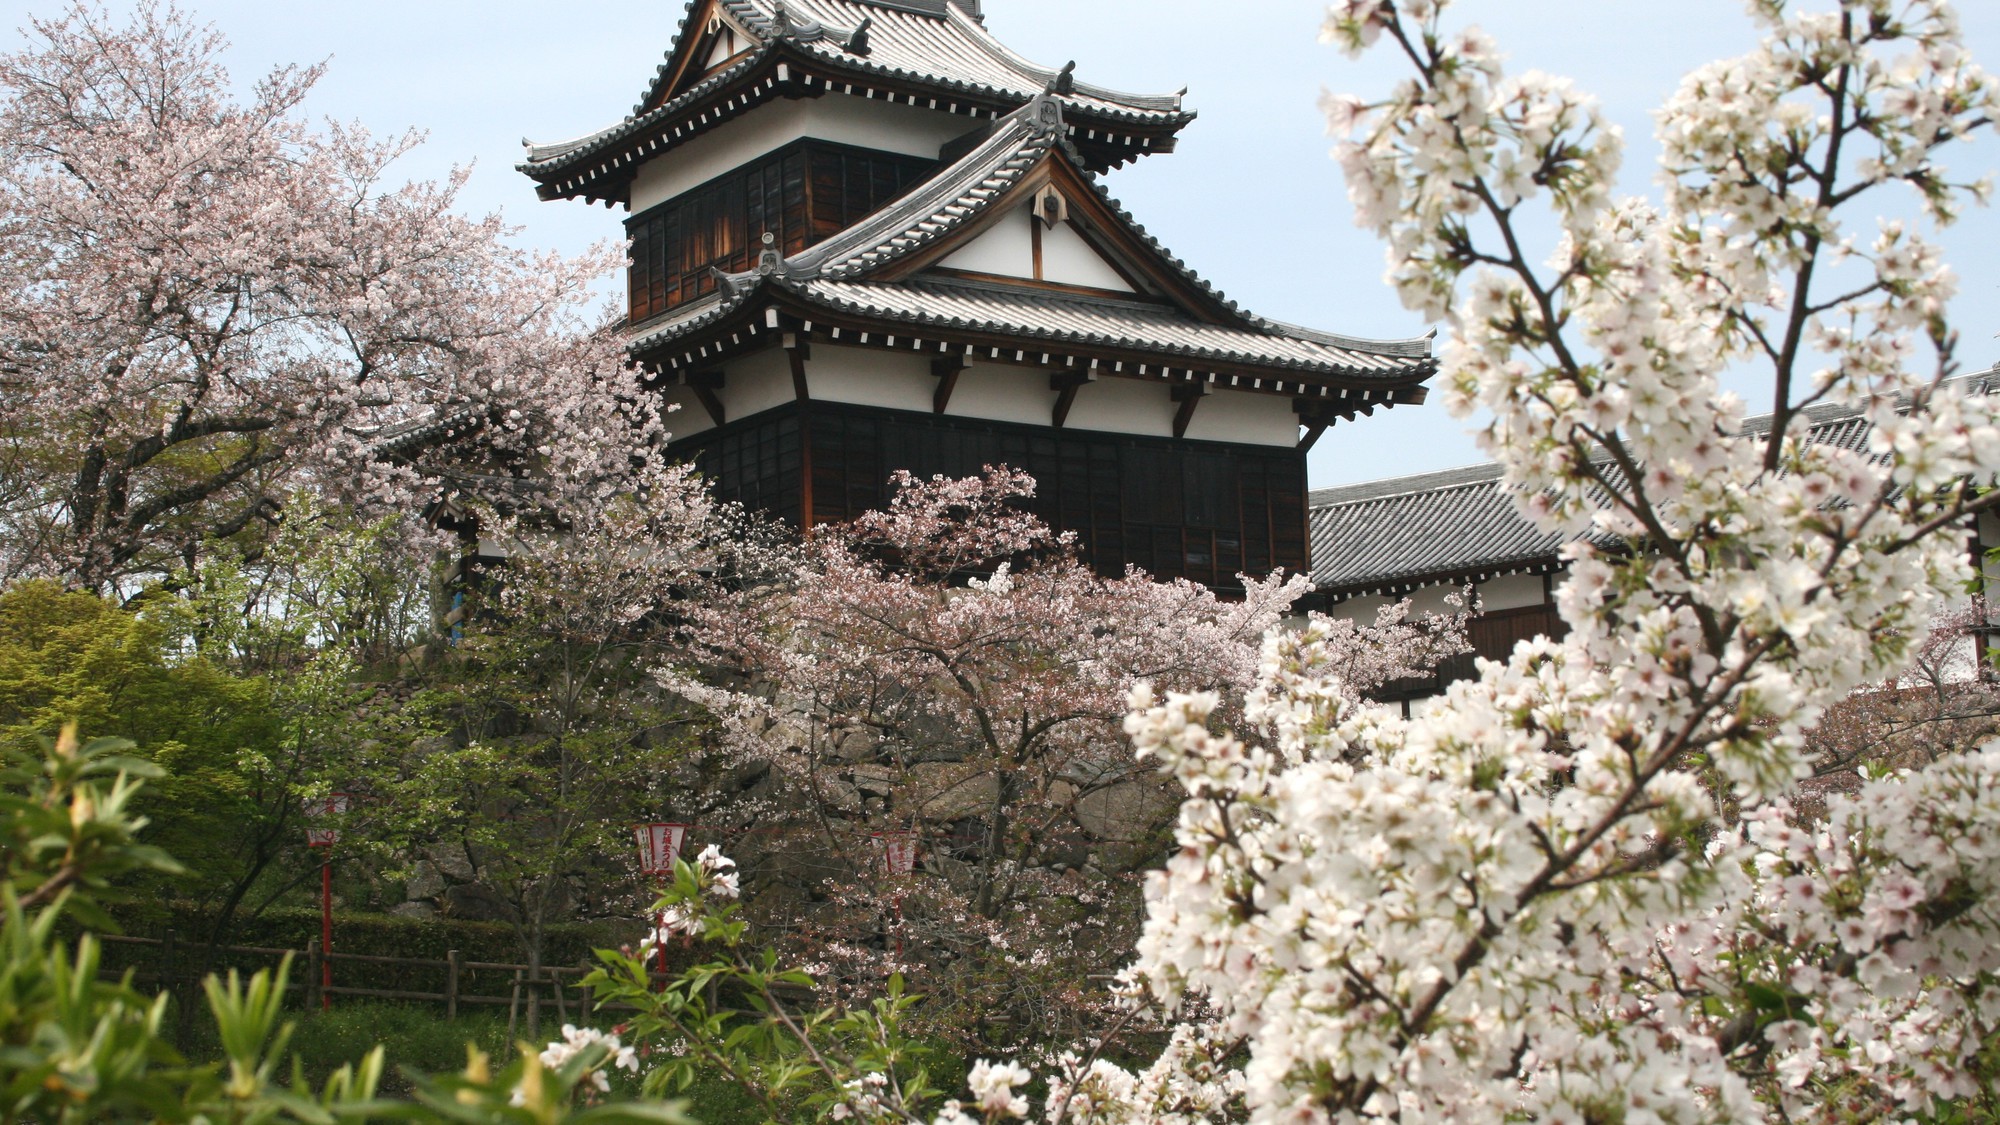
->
[[879, 832, 917, 877], [634, 823, 688, 875], [634, 823, 690, 985]]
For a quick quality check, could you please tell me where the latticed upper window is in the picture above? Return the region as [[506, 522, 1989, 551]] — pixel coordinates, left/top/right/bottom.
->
[[626, 141, 934, 323]]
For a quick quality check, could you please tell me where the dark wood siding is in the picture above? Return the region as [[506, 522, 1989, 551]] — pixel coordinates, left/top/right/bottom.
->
[[673, 402, 1310, 592], [627, 141, 935, 322]]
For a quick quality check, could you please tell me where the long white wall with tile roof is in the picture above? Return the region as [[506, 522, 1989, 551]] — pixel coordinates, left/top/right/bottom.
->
[[1322, 571, 1555, 628], [629, 95, 972, 214]]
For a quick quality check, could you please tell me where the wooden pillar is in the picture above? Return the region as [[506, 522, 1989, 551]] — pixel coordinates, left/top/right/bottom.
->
[[161, 928, 179, 1003], [798, 402, 816, 532], [785, 333, 811, 402], [445, 949, 461, 1021], [506, 970, 524, 1040]]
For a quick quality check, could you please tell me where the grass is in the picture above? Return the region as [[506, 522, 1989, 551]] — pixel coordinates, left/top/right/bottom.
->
[[284, 1002, 514, 1091]]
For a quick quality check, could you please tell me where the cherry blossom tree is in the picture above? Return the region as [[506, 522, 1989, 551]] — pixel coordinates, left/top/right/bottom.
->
[[1004, 1, 2000, 1122], [664, 467, 1465, 1050], [0, 2, 658, 592]]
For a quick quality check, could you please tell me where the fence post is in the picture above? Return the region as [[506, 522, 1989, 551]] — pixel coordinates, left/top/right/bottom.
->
[[445, 950, 461, 1021], [506, 970, 523, 1041], [552, 968, 570, 1024], [160, 928, 179, 1016], [578, 959, 594, 1023], [305, 940, 323, 1013]]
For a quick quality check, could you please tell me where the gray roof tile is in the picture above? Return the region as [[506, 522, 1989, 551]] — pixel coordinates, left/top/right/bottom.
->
[[522, 0, 1189, 184], [1308, 374, 2000, 596]]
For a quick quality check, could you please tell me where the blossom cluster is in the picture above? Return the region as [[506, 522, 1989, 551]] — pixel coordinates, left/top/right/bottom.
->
[[529, 1024, 639, 1098], [1042, 0, 2000, 1121], [0, 5, 667, 590], [932, 1060, 1033, 1125], [639, 845, 740, 956]]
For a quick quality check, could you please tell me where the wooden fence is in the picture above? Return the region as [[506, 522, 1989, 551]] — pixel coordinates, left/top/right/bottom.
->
[[94, 931, 633, 1036]]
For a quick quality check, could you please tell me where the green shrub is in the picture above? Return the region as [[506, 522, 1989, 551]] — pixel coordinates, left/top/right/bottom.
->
[[291, 1003, 512, 1092]]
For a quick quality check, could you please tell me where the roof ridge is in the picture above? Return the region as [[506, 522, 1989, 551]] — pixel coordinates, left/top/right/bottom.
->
[[1309, 462, 1511, 508], [523, 47, 768, 167], [936, 2, 1185, 113], [1256, 316, 1435, 359], [901, 272, 1174, 310]]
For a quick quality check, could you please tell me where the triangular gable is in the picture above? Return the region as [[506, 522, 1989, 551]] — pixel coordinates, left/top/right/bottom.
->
[[869, 146, 1241, 326], [643, 1, 767, 113], [932, 200, 1137, 294]]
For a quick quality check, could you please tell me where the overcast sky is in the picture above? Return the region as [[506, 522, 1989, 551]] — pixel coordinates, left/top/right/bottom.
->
[[5, 0, 1997, 490]]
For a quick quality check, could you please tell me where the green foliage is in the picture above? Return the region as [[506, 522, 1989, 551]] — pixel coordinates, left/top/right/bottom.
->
[[583, 858, 952, 1125], [0, 580, 300, 919], [0, 727, 182, 928], [364, 543, 702, 975], [0, 718, 691, 1122]]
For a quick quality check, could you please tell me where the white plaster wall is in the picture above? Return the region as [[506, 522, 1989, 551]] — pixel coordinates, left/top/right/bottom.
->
[[660, 386, 713, 440], [936, 206, 1036, 277], [945, 362, 1056, 426], [665, 345, 1303, 449], [653, 352, 792, 442], [1323, 584, 1470, 625], [1063, 376, 1174, 437], [722, 348, 798, 420], [630, 97, 969, 214], [1400, 586, 1463, 618], [1477, 573, 1547, 612], [1183, 388, 1298, 447], [1042, 221, 1134, 291], [799, 345, 937, 409], [1324, 570, 1558, 627], [1319, 594, 1388, 627], [705, 27, 746, 68]]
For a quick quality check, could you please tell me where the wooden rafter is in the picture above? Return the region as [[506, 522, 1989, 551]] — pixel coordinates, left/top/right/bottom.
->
[[785, 333, 811, 401], [932, 356, 967, 414], [688, 369, 727, 427], [1051, 370, 1095, 428], [1171, 382, 1209, 440]]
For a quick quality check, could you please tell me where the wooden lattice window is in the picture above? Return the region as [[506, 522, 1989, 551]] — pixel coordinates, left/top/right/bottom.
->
[[627, 142, 934, 323]]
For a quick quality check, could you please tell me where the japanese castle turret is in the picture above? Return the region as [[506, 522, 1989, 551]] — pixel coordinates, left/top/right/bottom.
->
[[521, 0, 1436, 590]]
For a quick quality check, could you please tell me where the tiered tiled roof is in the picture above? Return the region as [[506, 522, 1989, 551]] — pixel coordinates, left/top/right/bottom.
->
[[1308, 381, 2000, 599], [520, 0, 1194, 203], [629, 96, 1436, 403]]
